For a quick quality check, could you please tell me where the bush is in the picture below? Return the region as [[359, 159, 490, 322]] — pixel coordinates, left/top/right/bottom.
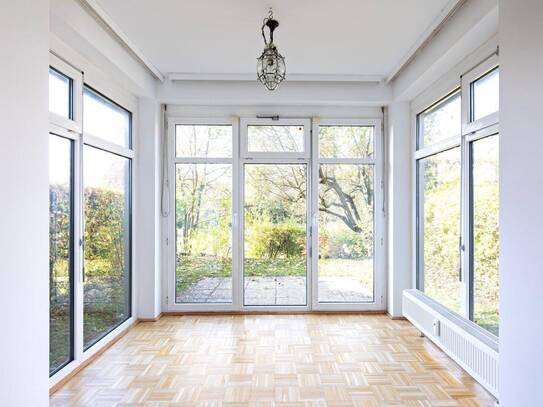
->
[[247, 222, 305, 259]]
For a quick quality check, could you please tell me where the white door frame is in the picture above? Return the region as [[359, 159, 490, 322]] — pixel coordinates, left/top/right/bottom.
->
[[311, 118, 385, 311], [165, 116, 385, 312]]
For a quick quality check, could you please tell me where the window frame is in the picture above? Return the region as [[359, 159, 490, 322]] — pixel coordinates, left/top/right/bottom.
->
[[81, 84, 134, 350], [49, 53, 136, 388], [414, 55, 499, 338], [166, 116, 385, 313], [49, 55, 83, 133], [48, 129, 77, 377], [462, 58, 500, 135], [240, 117, 311, 159], [312, 118, 385, 311], [167, 117, 240, 312]]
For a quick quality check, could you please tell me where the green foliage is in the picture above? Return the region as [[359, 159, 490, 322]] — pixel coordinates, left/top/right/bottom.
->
[[319, 228, 369, 259], [247, 221, 305, 259]]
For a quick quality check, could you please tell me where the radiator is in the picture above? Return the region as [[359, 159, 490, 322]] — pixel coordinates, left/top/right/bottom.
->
[[402, 289, 499, 398]]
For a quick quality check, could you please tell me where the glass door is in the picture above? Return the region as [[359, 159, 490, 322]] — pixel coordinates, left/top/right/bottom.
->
[[243, 163, 308, 306], [168, 117, 384, 311], [311, 120, 384, 311], [240, 119, 311, 309]]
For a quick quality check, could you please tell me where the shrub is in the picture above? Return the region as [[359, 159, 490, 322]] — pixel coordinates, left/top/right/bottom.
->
[[247, 222, 305, 259]]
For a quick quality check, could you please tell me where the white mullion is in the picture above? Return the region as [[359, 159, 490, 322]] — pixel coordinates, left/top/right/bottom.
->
[[73, 130, 84, 362], [460, 133, 471, 320], [173, 157, 232, 165], [318, 157, 376, 165], [310, 121, 319, 309], [83, 133, 134, 159], [232, 118, 242, 310], [167, 118, 177, 309], [414, 136, 461, 160]]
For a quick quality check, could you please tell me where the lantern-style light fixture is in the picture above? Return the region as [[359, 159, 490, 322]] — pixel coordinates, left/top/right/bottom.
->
[[257, 8, 286, 91]]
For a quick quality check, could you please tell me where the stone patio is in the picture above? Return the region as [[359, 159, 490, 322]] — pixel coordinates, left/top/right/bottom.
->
[[176, 276, 372, 304]]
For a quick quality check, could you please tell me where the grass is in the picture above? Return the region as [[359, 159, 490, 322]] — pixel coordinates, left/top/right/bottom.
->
[[176, 255, 373, 294]]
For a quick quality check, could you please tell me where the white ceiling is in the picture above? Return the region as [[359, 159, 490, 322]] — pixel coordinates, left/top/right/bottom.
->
[[96, 0, 452, 78]]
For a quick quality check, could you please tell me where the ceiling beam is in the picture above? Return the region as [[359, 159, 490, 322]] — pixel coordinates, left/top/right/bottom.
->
[[167, 73, 384, 83], [386, 0, 468, 83], [77, 0, 164, 82]]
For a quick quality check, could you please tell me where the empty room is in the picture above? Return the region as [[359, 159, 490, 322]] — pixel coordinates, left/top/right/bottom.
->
[[1, 0, 542, 406]]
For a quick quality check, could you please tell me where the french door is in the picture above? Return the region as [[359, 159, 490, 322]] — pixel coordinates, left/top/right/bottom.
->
[[168, 117, 384, 311]]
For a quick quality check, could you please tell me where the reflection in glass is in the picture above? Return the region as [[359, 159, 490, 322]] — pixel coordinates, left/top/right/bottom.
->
[[319, 126, 374, 158], [418, 92, 461, 148], [473, 69, 499, 121], [472, 135, 499, 335], [318, 165, 374, 302], [49, 68, 71, 119], [83, 146, 130, 349], [244, 164, 307, 305], [83, 87, 131, 147], [175, 125, 232, 158], [175, 164, 233, 303], [418, 148, 461, 313], [247, 125, 305, 153], [49, 135, 73, 374]]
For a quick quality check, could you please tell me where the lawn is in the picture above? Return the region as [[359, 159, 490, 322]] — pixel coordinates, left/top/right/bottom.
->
[[176, 255, 373, 294]]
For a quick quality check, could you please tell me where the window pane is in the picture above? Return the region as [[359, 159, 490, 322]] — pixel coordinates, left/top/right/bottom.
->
[[318, 164, 374, 302], [319, 126, 374, 158], [175, 164, 232, 303], [49, 135, 73, 374], [473, 68, 499, 121], [83, 88, 130, 148], [175, 125, 232, 158], [418, 148, 461, 313], [49, 68, 71, 119], [247, 125, 305, 153], [83, 146, 131, 349], [244, 164, 307, 306], [418, 92, 461, 148], [472, 135, 499, 335]]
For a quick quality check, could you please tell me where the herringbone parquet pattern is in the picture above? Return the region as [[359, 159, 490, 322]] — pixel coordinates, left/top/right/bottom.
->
[[50, 314, 496, 406]]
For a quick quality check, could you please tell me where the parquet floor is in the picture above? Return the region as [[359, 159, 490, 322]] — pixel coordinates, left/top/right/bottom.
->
[[50, 314, 496, 406]]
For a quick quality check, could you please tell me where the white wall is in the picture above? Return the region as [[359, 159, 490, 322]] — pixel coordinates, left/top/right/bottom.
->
[[386, 102, 412, 317], [0, 1, 50, 406], [136, 98, 163, 319], [499, 1, 543, 405]]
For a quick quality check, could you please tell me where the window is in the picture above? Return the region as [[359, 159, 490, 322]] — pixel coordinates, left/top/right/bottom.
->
[[83, 87, 131, 148], [48, 54, 134, 380], [418, 90, 461, 148], [417, 147, 461, 313], [472, 68, 499, 121], [315, 124, 380, 305], [174, 124, 233, 304], [318, 125, 374, 158], [168, 118, 384, 312], [175, 124, 232, 158], [416, 61, 499, 336], [470, 135, 499, 335], [83, 146, 131, 348], [244, 163, 308, 306], [49, 68, 72, 119], [247, 125, 305, 153], [49, 134, 74, 375], [241, 118, 310, 158]]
